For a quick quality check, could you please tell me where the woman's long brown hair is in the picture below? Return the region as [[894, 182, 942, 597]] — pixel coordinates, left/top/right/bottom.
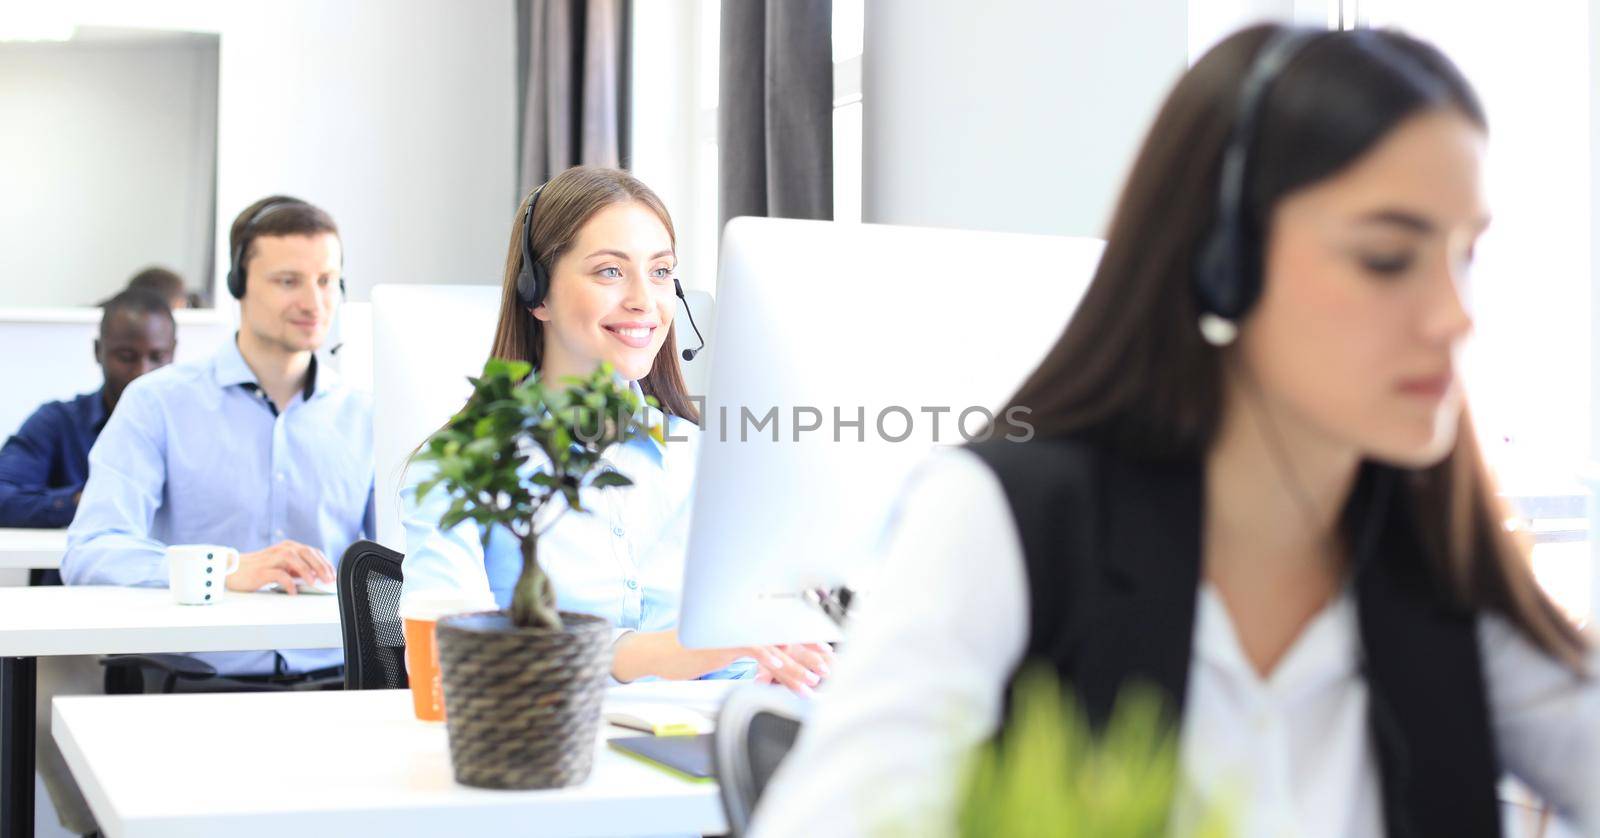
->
[[488, 165, 700, 422], [997, 25, 1587, 669]]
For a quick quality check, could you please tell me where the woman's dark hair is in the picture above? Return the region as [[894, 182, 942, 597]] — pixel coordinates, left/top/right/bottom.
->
[[488, 166, 699, 422], [999, 24, 1587, 669]]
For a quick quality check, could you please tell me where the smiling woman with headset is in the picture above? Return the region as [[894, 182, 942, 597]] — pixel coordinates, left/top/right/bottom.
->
[[751, 25, 1598, 837], [399, 166, 831, 692]]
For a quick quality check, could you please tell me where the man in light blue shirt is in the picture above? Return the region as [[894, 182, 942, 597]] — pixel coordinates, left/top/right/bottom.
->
[[64, 195, 374, 678]]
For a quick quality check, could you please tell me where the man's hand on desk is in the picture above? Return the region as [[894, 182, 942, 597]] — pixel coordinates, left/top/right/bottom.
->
[[226, 540, 335, 594]]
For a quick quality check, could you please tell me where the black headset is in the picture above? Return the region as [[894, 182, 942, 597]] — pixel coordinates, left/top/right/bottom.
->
[[227, 198, 346, 300], [515, 185, 552, 309], [1193, 29, 1320, 327], [515, 183, 707, 362]]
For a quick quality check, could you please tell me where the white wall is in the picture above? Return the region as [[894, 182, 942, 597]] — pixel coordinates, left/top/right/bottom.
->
[[1187, 0, 1329, 62], [861, 0, 1189, 238], [34, 0, 517, 302], [0, 35, 217, 306]]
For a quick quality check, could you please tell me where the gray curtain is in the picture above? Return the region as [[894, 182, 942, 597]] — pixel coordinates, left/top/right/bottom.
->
[[517, 0, 633, 194], [718, 0, 833, 230]]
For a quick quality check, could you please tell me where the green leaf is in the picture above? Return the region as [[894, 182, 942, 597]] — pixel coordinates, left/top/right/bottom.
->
[[559, 482, 583, 513], [464, 437, 500, 458], [481, 358, 532, 382], [588, 471, 633, 489], [414, 478, 441, 503]]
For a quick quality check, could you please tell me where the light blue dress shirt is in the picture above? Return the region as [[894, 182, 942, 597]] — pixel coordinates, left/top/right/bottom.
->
[[63, 338, 375, 675], [401, 386, 749, 680]]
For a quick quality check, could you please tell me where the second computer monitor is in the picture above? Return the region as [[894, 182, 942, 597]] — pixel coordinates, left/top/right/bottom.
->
[[678, 217, 1102, 648]]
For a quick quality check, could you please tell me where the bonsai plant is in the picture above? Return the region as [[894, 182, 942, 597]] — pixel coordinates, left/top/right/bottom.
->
[[412, 357, 657, 789]]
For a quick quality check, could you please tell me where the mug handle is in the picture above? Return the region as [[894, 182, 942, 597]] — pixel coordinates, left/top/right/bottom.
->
[[224, 549, 241, 576]]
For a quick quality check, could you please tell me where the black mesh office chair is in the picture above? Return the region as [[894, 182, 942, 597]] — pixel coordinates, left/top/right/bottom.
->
[[714, 685, 807, 837], [337, 539, 408, 690]]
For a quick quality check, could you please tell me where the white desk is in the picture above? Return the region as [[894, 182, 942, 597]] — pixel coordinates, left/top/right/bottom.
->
[[0, 586, 339, 657], [55, 684, 734, 838], [0, 528, 67, 570], [1, 587, 341, 838]]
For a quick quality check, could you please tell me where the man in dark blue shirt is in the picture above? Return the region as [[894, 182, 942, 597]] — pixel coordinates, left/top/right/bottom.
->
[[0, 288, 176, 533]]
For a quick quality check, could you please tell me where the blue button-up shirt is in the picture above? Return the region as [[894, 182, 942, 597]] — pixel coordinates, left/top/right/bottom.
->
[[63, 339, 375, 675], [0, 389, 107, 528], [401, 390, 749, 680]]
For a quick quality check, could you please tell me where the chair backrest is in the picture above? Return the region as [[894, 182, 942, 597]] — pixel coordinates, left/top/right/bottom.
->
[[714, 685, 807, 837], [337, 540, 408, 690]]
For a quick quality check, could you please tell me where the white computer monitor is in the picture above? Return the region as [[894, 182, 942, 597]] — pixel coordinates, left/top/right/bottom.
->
[[678, 218, 1102, 648], [0, 306, 234, 440], [369, 283, 715, 550]]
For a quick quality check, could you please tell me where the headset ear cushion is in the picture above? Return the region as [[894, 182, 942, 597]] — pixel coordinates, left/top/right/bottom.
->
[[1195, 225, 1243, 319], [517, 260, 550, 309], [533, 262, 549, 307]]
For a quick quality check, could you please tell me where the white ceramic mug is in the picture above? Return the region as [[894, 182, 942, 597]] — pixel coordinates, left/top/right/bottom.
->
[[167, 544, 240, 605]]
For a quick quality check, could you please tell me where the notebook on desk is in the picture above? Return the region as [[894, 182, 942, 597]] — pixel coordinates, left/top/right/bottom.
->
[[609, 734, 716, 782], [605, 702, 715, 736]]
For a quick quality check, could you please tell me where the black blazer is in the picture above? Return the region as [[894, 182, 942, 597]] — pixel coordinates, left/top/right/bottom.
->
[[967, 437, 1500, 838]]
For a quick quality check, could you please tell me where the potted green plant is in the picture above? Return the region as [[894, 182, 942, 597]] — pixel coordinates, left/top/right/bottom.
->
[[412, 357, 656, 790], [958, 669, 1234, 837], [879, 668, 1233, 836]]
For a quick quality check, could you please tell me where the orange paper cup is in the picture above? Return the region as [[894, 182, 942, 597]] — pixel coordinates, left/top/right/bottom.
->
[[398, 592, 496, 722]]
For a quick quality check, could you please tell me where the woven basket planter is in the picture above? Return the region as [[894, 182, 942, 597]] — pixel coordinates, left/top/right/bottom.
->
[[436, 609, 614, 790]]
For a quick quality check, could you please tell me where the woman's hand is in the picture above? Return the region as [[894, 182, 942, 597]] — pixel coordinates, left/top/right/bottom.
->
[[751, 643, 834, 697], [611, 631, 833, 694]]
